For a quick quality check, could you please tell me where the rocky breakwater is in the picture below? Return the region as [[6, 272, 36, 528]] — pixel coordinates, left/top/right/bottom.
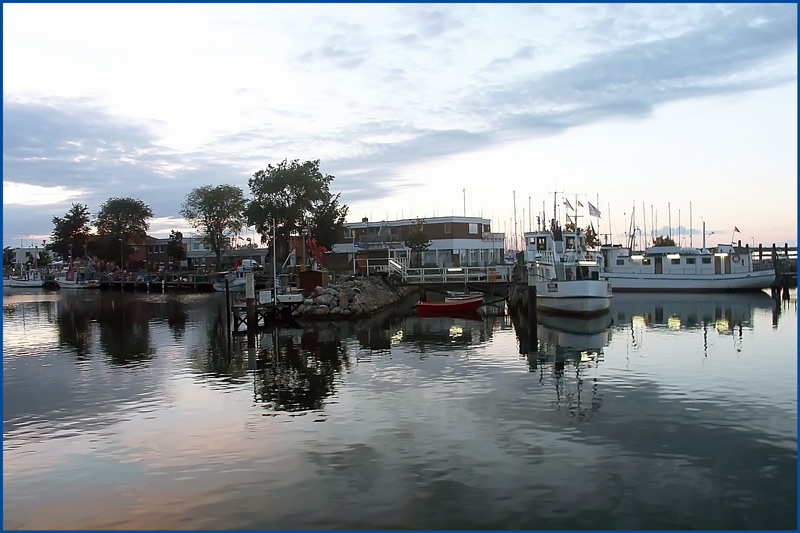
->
[[292, 274, 417, 320]]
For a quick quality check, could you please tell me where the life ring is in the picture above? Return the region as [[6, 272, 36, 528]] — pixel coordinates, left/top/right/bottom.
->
[[732, 254, 741, 263]]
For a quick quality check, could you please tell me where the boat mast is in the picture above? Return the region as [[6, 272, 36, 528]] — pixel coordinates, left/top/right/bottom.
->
[[627, 203, 636, 250]]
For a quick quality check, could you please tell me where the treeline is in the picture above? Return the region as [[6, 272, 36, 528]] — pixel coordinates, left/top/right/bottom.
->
[[9, 159, 349, 269]]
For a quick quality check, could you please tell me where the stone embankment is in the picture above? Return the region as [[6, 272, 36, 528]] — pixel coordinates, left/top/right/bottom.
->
[[292, 274, 417, 320]]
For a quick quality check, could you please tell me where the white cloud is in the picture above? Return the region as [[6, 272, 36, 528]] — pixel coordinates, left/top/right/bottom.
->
[[3, 181, 85, 206]]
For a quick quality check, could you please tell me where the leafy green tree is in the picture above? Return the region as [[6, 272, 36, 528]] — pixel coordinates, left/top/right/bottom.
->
[[94, 197, 154, 268], [3, 246, 14, 267], [37, 249, 50, 267], [245, 159, 348, 258], [653, 235, 676, 246], [166, 230, 186, 269], [584, 225, 600, 248], [181, 184, 247, 269], [404, 218, 432, 268], [51, 203, 92, 260], [308, 193, 349, 252]]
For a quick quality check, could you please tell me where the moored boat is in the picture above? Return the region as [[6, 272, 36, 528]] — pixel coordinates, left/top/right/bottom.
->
[[415, 296, 484, 317], [522, 221, 612, 317], [213, 268, 251, 292], [55, 267, 100, 289], [3, 266, 46, 288], [599, 243, 776, 292]]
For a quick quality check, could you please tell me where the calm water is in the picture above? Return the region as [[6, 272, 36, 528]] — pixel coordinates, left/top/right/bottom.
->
[[3, 287, 797, 529]]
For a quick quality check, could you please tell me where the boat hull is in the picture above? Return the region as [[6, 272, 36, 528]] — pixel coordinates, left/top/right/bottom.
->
[[213, 279, 247, 292], [415, 297, 484, 316], [535, 280, 612, 316], [601, 270, 776, 292], [4, 279, 45, 288]]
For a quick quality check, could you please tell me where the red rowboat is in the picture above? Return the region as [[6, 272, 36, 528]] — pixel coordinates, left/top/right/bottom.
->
[[415, 296, 484, 316]]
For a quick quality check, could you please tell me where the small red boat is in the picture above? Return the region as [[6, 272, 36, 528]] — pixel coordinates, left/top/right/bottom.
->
[[415, 296, 484, 317]]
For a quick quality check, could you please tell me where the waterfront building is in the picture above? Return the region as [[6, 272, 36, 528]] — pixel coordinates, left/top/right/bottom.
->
[[331, 216, 506, 268]]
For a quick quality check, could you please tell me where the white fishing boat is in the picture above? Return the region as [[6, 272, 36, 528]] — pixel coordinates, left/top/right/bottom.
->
[[523, 221, 612, 317], [599, 243, 775, 292], [55, 267, 100, 289], [213, 267, 251, 292], [3, 265, 46, 288]]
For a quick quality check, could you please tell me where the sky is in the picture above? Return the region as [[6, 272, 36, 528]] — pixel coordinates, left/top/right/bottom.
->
[[3, 3, 797, 251]]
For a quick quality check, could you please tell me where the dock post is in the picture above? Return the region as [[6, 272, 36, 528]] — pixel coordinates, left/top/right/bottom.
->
[[225, 278, 232, 338], [246, 273, 256, 335]]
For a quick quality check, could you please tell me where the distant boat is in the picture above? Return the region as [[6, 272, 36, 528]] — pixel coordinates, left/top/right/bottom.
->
[[445, 290, 484, 302], [415, 296, 484, 317], [213, 268, 251, 292], [522, 220, 612, 317], [55, 267, 100, 289], [3, 266, 45, 288]]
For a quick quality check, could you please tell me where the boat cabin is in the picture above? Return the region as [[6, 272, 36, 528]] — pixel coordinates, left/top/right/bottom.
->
[[601, 244, 756, 276], [523, 224, 602, 283]]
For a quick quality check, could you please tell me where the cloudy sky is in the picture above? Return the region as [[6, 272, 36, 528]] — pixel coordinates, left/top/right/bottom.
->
[[3, 3, 797, 250]]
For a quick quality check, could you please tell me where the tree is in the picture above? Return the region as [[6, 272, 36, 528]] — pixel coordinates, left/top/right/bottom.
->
[[94, 197, 154, 268], [404, 218, 432, 268], [181, 184, 247, 269], [51, 203, 92, 260], [3, 247, 14, 267], [653, 235, 676, 246], [308, 193, 349, 251], [245, 159, 348, 259], [166, 230, 186, 270], [584, 225, 600, 248]]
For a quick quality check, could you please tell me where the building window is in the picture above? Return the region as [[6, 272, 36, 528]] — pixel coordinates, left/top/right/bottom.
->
[[617, 259, 625, 266], [702, 257, 711, 264], [686, 257, 696, 264], [468, 223, 478, 234], [671, 258, 680, 265], [642, 258, 651, 265], [444, 223, 452, 234]]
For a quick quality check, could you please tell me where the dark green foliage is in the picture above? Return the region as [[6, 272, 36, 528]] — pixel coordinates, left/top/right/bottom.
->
[[95, 197, 154, 242], [245, 159, 348, 258], [404, 218, 432, 268], [181, 184, 247, 269], [166, 230, 186, 267], [3, 246, 14, 266], [50, 203, 92, 259]]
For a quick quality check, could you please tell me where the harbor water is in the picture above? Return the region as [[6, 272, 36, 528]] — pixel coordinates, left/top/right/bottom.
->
[[3, 288, 797, 529]]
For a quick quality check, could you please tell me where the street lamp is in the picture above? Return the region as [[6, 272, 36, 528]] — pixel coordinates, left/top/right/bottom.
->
[[119, 238, 124, 271]]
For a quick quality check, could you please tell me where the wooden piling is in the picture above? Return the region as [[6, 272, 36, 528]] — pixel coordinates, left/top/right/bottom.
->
[[225, 278, 231, 341], [246, 273, 256, 335]]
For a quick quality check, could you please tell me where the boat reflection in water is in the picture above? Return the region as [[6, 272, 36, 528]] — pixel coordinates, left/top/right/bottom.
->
[[609, 290, 778, 332], [527, 312, 613, 370]]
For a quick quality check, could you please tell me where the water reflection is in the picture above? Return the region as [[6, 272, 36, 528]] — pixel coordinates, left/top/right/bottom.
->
[[609, 291, 779, 355], [3, 289, 796, 530], [610, 291, 777, 331]]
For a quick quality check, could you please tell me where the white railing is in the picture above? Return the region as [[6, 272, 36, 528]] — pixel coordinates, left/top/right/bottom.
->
[[356, 257, 510, 283], [403, 265, 510, 283]]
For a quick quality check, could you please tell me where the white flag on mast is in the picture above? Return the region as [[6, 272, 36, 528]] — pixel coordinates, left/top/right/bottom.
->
[[588, 201, 602, 218]]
